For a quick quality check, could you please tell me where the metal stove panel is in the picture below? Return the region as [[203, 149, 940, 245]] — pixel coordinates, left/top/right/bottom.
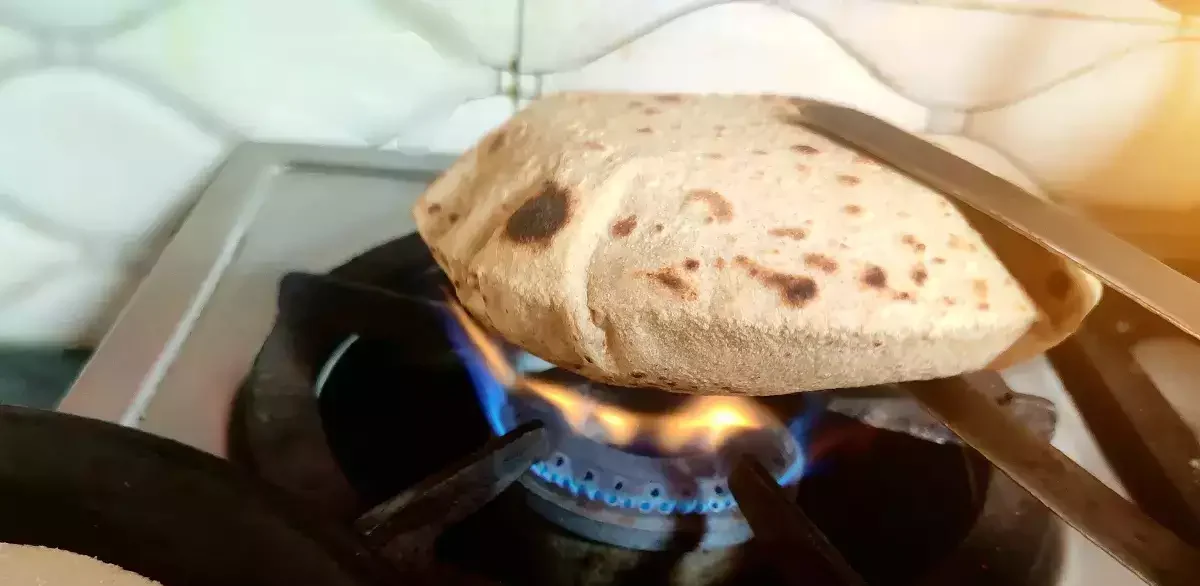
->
[[58, 143, 454, 454]]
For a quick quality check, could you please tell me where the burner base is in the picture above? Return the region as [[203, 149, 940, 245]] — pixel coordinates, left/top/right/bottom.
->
[[438, 488, 755, 586], [519, 473, 769, 551]]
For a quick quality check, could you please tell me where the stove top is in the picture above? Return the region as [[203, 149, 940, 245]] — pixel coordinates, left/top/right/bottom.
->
[[57, 143, 1166, 586], [234, 232, 1061, 585]]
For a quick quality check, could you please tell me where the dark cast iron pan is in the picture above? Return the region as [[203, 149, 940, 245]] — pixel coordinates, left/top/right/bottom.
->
[[0, 405, 396, 586]]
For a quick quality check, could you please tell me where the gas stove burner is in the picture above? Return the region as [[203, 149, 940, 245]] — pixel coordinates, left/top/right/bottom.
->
[[514, 377, 812, 550], [522, 403, 802, 516], [443, 307, 814, 549], [239, 233, 1067, 586]]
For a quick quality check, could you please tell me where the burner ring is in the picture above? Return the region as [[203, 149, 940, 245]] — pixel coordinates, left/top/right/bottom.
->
[[519, 471, 785, 551], [522, 419, 802, 516], [510, 393, 806, 550]]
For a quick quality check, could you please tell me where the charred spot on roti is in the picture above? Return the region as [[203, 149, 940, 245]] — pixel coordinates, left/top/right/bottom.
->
[[769, 227, 807, 240], [843, 204, 863, 216], [862, 265, 887, 289], [894, 291, 915, 302], [686, 189, 734, 223], [978, 303, 991, 311], [704, 216, 714, 224], [655, 94, 683, 103], [791, 144, 819, 155], [631, 372, 647, 379], [901, 234, 926, 253], [636, 127, 653, 134], [683, 258, 700, 271], [837, 175, 861, 187], [427, 203, 442, 215], [735, 256, 819, 308], [715, 257, 726, 269], [610, 215, 638, 238], [804, 253, 838, 274], [646, 267, 698, 300], [932, 257, 946, 265], [911, 265, 928, 286], [1046, 269, 1072, 300], [653, 223, 664, 233], [752, 149, 768, 155], [504, 181, 571, 245], [448, 213, 460, 224], [768, 275, 818, 308]]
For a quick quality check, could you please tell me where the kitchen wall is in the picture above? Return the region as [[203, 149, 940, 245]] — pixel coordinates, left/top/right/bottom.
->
[[0, 0, 1196, 345]]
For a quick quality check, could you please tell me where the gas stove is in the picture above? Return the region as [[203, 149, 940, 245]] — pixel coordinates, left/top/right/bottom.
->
[[58, 143, 1190, 585], [229, 232, 1064, 585]]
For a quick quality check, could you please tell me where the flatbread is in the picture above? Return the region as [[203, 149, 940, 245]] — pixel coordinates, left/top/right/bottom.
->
[[920, 135, 1103, 371], [415, 93, 1097, 395], [0, 543, 162, 585]]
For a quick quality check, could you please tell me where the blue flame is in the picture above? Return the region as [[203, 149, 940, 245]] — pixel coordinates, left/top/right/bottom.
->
[[528, 460, 740, 515], [785, 394, 832, 481], [440, 308, 511, 435], [441, 304, 822, 501], [776, 401, 819, 486]]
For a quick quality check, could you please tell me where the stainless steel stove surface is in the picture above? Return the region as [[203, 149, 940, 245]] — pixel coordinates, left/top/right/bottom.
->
[[58, 144, 1161, 586]]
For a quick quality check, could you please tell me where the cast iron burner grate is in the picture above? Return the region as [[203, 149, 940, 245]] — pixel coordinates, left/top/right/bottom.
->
[[233, 233, 1063, 586]]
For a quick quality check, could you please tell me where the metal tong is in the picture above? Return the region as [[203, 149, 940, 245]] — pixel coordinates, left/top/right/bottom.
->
[[801, 103, 1200, 586]]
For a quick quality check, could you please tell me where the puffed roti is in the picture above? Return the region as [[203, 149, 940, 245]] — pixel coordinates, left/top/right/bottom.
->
[[415, 93, 1100, 395], [0, 543, 163, 585]]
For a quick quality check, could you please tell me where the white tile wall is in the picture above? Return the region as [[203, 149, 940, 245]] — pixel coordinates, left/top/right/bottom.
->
[[535, 3, 930, 130], [0, 0, 1196, 345]]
